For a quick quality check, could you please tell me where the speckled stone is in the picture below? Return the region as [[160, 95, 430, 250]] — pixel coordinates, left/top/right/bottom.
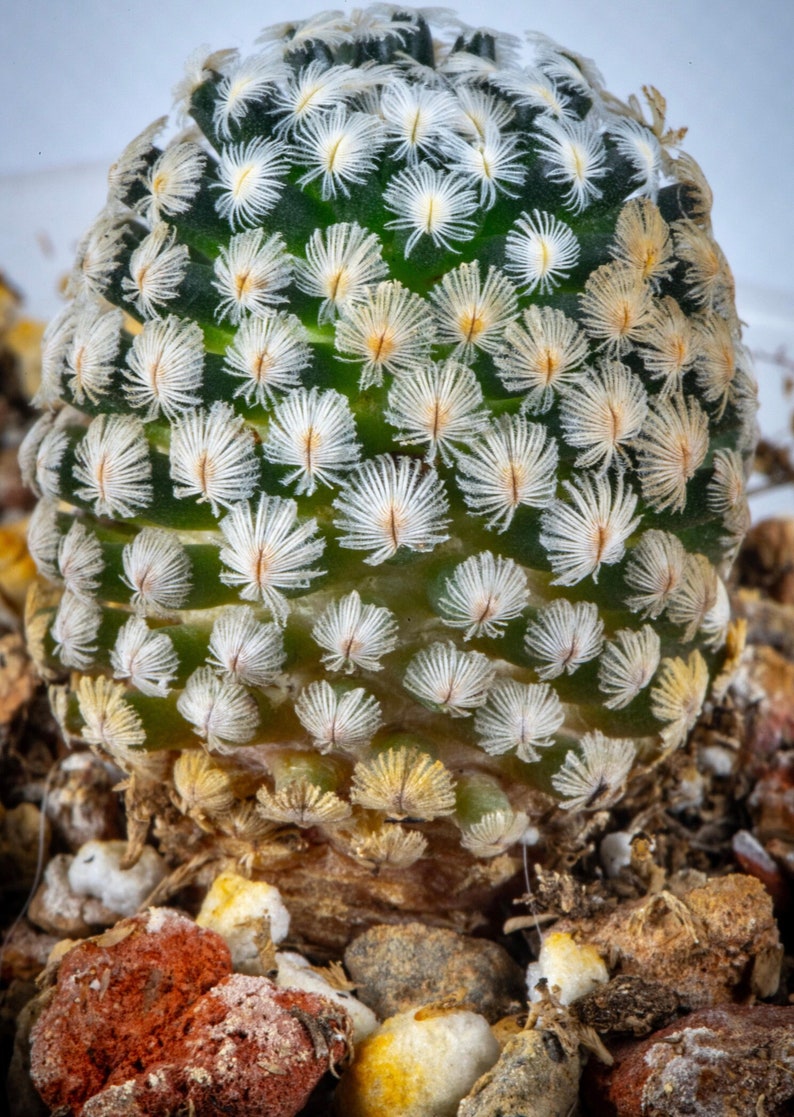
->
[[458, 1027, 581, 1117], [583, 1004, 794, 1116], [344, 923, 525, 1023], [67, 840, 167, 918], [573, 975, 681, 1037]]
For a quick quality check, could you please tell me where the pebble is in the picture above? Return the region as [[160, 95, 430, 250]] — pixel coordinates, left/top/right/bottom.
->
[[344, 923, 525, 1024], [599, 830, 634, 878], [731, 828, 792, 912], [79, 975, 351, 1117], [275, 950, 379, 1043], [732, 644, 794, 763], [554, 873, 782, 1008], [7, 986, 50, 1117], [749, 752, 794, 849], [573, 975, 681, 1038], [0, 800, 48, 895], [737, 517, 794, 605], [44, 753, 123, 851], [0, 631, 37, 725], [334, 1005, 500, 1117], [458, 1026, 581, 1117], [67, 839, 167, 917], [526, 931, 608, 1006], [28, 853, 121, 938], [195, 870, 291, 973], [29, 908, 232, 1114], [0, 918, 59, 984], [583, 1004, 794, 1116]]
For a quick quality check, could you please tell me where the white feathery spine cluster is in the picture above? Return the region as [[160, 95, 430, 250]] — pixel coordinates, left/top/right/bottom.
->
[[27, 7, 756, 864]]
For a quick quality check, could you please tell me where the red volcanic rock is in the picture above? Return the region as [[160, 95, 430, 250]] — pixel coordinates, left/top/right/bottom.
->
[[80, 975, 351, 1117], [583, 1004, 794, 1116], [29, 908, 232, 1115], [29, 907, 351, 1117]]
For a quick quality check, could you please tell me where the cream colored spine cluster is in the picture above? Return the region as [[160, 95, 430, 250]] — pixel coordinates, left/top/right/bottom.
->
[[22, 6, 756, 870]]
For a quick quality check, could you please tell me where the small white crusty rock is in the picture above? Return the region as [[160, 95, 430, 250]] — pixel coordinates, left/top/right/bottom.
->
[[67, 839, 167, 918], [195, 870, 290, 974], [275, 950, 378, 1043], [526, 931, 609, 1006]]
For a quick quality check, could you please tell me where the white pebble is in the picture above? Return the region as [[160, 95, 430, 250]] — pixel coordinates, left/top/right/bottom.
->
[[67, 840, 167, 917], [526, 931, 608, 1006], [599, 830, 634, 878], [335, 1006, 500, 1116], [275, 950, 379, 1043], [195, 871, 290, 973], [699, 743, 736, 777]]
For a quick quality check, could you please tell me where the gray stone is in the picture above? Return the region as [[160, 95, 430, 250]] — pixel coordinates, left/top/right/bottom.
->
[[458, 1027, 582, 1117], [344, 923, 525, 1024]]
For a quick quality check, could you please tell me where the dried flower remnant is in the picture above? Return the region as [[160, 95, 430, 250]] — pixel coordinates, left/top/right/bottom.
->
[[350, 747, 457, 820]]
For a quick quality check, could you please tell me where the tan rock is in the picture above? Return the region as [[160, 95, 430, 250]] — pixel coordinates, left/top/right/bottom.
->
[[555, 873, 782, 1008], [44, 753, 123, 851], [0, 800, 48, 895], [0, 632, 37, 724], [737, 517, 794, 605]]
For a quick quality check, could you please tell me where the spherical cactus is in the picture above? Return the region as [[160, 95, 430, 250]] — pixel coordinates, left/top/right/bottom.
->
[[22, 8, 756, 943]]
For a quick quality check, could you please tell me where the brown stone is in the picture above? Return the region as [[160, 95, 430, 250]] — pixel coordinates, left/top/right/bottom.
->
[[0, 918, 59, 984], [749, 752, 794, 847], [574, 975, 681, 1037], [344, 922, 526, 1023], [555, 874, 782, 1009], [44, 753, 123, 851], [738, 517, 794, 605], [583, 1004, 794, 1116], [0, 632, 36, 726], [0, 801, 48, 895]]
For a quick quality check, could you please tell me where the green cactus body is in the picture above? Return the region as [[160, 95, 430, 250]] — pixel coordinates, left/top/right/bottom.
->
[[22, 8, 756, 936]]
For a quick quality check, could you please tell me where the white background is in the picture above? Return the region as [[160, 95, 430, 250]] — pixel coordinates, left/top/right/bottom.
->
[[2, 0, 792, 515]]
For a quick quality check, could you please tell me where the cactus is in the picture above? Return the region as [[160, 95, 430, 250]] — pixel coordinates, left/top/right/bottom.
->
[[21, 8, 756, 940]]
